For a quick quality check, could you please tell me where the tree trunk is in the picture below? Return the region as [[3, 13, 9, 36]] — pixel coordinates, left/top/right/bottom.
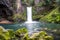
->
[[16, 0, 22, 14]]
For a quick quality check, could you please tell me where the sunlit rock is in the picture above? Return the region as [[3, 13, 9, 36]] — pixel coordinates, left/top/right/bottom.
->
[[44, 28, 48, 30], [52, 29, 57, 32], [44, 36, 53, 40], [0, 19, 13, 24], [30, 32, 39, 38], [0, 26, 7, 32]]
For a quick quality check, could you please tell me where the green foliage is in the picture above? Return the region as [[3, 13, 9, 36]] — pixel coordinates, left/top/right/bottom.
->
[[15, 28, 28, 36], [56, 0, 60, 5], [37, 2, 44, 7], [0, 27, 15, 40], [44, 36, 53, 40], [44, 0, 52, 5], [12, 13, 26, 23], [22, 0, 34, 6], [39, 31, 53, 40], [0, 26, 54, 40], [27, 31, 53, 40], [41, 7, 60, 23], [1, 0, 60, 24], [7, 29, 15, 39], [7, 0, 60, 24]]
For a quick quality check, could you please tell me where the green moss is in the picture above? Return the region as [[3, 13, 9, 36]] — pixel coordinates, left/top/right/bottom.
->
[[12, 13, 26, 23], [0, 27, 54, 40], [40, 7, 60, 23], [15, 28, 28, 37], [44, 36, 53, 40]]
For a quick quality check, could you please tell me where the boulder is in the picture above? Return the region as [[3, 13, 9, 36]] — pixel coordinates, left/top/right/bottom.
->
[[0, 26, 7, 32]]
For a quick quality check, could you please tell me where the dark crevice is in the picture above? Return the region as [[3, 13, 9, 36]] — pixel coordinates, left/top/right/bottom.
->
[[0, 4, 13, 22]]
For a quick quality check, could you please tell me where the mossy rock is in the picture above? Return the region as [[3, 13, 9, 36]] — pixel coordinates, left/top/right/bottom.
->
[[40, 7, 60, 23]]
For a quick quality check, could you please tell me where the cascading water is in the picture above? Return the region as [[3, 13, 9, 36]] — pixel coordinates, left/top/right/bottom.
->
[[25, 7, 39, 23], [25, 7, 33, 23], [25, 7, 40, 36], [27, 7, 32, 22]]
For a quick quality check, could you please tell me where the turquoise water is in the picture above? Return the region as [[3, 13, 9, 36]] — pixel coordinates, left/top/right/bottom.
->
[[0, 22, 60, 40], [0, 22, 60, 30]]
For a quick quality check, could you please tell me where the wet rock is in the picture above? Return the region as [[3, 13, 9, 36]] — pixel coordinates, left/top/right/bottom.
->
[[0, 26, 7, 32], [0, 18, 13, 24], [52, 29, 57, 32], [30, 32, 39, 38], [34, 28, 43, 31]]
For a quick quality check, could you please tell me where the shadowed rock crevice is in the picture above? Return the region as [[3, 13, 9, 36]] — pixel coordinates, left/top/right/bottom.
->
[[0, 4, 13, 18], [0, 0, 13, 24]]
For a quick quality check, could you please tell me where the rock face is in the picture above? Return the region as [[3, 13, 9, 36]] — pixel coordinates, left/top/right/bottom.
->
[[0, 18, 13, 24], [0, 0, 11, 8], [0, 0, 13, 20]]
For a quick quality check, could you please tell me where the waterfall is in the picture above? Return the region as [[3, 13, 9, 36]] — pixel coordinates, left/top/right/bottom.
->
[[25, 7, 39, 36], [27, 7, 32, 22], [25, 7, 39, 23]]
